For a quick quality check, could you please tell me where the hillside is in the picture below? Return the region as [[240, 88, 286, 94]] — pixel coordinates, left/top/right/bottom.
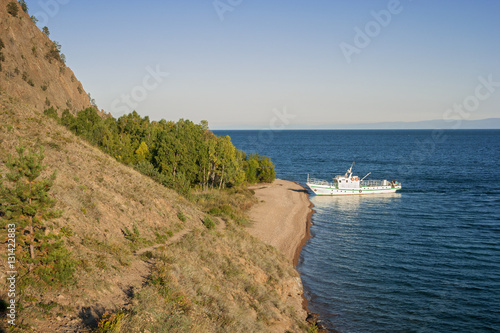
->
[[0, 2, 309, 332], [0, 0, 90, 113]]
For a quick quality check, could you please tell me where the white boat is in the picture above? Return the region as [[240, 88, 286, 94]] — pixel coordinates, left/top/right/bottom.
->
[[306, 163, 401, 196]]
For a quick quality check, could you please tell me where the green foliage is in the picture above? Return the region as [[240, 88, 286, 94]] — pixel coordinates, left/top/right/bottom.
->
[[134, 161, 169, 186], [43, 108, 276, 196], [0, 141, 75, 288], [177, 211, 186, 222], [18, 0, 28, 13], [43, 106, 58, 121], [134, 141, 149, 162], [96, 311, 125, 333], [7, 1, 19, 17], [45, 41, 63, 64], [244, 153, 276, 184], [203, 216, 216, 229], [42, 26, 50, 37], [123, 224, 142, 243]]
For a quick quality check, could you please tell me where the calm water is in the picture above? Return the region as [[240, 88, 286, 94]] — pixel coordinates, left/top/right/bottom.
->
[[214, 130, 500, 333]]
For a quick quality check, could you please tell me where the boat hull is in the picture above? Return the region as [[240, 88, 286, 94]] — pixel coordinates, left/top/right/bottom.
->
[[307, 183, 402, 196]]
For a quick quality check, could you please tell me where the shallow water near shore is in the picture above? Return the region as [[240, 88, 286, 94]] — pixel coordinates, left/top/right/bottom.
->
[[214, 129, 500, 332]]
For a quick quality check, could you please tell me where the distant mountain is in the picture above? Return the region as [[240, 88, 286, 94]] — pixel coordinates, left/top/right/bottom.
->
[[307, 118, 500, 130]]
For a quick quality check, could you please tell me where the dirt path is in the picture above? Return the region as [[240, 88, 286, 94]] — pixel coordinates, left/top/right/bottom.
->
[[135, 228, 192, 256], [46, 228, 194, 333]]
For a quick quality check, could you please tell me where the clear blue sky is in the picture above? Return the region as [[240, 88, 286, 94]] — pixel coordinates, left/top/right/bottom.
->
[[27, 0, 500, 129]]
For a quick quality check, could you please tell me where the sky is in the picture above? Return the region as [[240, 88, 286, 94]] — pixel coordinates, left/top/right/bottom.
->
[[26, 0, 500, 129]]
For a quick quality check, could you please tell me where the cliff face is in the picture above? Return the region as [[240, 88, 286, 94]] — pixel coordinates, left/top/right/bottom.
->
[[0, 0, 90, 112]]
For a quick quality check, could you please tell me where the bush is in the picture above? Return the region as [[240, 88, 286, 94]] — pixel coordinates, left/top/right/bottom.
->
[[177, 211, 187, 222], [6, 2, 18, 17], [43, 107, 58, 121], [203, 216, 216, 229], [97, 311, 125, 333], [134, 161, 169, 186]]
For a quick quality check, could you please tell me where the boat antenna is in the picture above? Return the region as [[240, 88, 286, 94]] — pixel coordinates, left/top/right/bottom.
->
[[347, 162, 355, 176], [360, 172, 371, 181]]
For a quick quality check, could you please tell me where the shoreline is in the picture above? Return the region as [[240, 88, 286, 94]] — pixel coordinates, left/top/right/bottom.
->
[[247, 179, 313, 265], [248, 179, 327, 331]]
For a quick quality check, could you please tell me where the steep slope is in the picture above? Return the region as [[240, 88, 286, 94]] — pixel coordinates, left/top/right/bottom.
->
[[0, 0, 90, 113], [0, 91, 307, 332], [0, 3, 309, 332]]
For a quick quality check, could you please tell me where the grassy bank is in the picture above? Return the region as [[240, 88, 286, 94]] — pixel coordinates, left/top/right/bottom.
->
[[0, 92, 310, 332]]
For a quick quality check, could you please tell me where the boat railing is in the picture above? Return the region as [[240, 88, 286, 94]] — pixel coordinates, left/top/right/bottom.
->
[[361, 180, 386, 186], [307, 178, 332, 186]]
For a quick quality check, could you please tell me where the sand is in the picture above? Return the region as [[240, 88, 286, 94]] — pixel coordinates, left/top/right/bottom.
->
[[248, 179, 313, 265]]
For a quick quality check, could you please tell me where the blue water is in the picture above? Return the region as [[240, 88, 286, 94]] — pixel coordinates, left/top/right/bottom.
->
[[214, 130, 500, 333]]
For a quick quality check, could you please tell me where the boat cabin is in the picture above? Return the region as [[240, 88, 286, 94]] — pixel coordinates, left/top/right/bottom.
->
[[334, 175, 360, 189]]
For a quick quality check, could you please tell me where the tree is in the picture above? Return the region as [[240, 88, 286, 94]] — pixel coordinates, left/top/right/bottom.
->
[[258, 156, 276, 183], [216, 136, 236, 189], [18, 0, 28, 13], [42, 26, 50, 37], [6, 2, 18, 17], [135, 141, 149, 163], [244, 154, 260, 184], [0, 141, 75, 285]]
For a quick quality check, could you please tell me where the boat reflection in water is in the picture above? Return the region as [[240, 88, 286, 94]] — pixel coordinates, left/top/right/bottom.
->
[[310, 192, 402, 217]]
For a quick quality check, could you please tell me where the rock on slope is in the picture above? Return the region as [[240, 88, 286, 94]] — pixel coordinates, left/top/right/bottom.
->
[[0, 0, 90, 113]]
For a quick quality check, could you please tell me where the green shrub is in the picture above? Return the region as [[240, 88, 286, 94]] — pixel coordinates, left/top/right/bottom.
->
[[177, 211, 186, 222], [134, 161, 169, 186], [19, 0, 28, 13], [97, 311, 125, 333], [6, 2, 19, 17], [203, 216, 215, 229], [44, 107, 58, 120]]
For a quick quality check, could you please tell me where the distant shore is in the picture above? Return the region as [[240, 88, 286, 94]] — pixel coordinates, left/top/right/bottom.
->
[[247, 179, 313, 266]]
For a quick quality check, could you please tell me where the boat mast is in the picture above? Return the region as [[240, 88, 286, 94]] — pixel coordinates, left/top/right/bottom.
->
[[346, 162, 355, 178]]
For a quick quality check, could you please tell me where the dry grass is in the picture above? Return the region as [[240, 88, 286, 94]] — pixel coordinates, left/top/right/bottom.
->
[[192, 187, 258, 227], [119, 227, 306, 332], [0, 92, 309, 332], [0, 92, 202, 331]]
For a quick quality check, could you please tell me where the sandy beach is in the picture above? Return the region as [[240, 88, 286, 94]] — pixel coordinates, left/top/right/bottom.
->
[[248, 179, 313, 265]]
